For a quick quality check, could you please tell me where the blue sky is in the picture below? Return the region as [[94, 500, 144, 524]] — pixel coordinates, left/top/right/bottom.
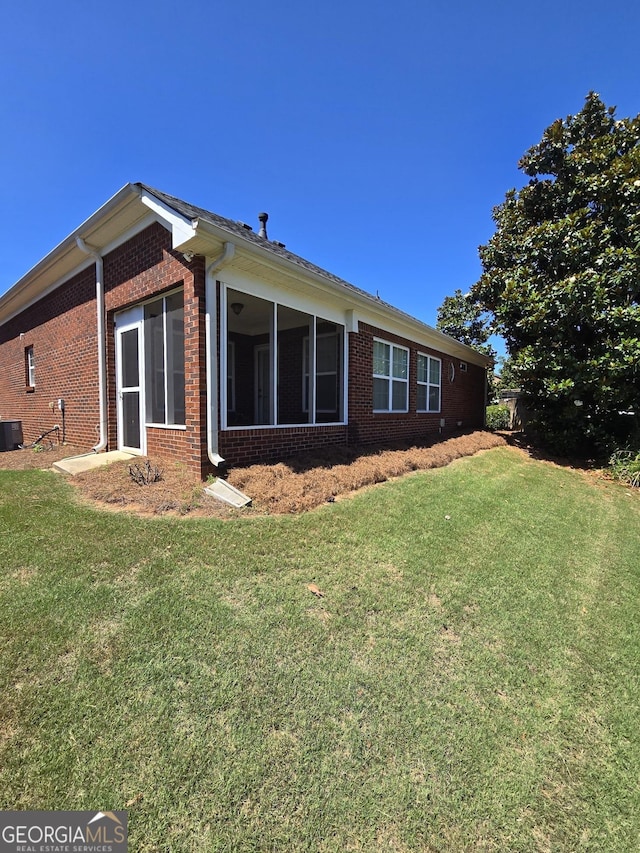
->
[[1, 0, 639, 360]]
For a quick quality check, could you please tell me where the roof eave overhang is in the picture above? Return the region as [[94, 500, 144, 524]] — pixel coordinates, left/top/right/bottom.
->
[[0, 184, 203, 326], [177, 218, 492, 369], [1, 186, 492, 370], [138, 188, 198, 247], [0, 184, 151, 325]]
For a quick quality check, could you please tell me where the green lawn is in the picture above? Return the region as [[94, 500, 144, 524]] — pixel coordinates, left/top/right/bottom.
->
[[1, 447, 639, 852]]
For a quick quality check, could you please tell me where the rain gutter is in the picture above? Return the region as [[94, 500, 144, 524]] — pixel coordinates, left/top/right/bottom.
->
[[76, 237, 107, 452], [205, 242, 235, 468]]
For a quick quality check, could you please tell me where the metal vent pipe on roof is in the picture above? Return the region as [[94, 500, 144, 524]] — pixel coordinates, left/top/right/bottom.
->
[[258, 212, 268, 239]]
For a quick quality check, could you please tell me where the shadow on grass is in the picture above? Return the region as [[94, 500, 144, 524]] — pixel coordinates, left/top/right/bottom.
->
[[498, 430, 605, 474]]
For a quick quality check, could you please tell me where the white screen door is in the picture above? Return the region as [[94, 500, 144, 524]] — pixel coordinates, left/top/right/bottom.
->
[[115, 309, 145, 454]]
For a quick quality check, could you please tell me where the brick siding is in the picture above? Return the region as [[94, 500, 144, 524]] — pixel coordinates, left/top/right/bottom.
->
[[347, 323, 485, 446], [218, 424, 348, 468], [0, 223, 209, 477], [1, 223, 486, 477], [103, 222, 207, 476], [0, 265, 100, 448]]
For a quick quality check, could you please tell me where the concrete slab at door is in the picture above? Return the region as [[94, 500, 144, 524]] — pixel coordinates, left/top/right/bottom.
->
[[52, 450, 136, 476]]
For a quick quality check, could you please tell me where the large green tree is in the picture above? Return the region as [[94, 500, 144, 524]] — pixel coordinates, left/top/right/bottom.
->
[[436, 289, 497, 399], [472, 92, 640, 454], [436, 288, 494, 352]]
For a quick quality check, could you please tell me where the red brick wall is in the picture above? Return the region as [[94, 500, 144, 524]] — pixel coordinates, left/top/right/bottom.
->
[[347, 322, 486, 446], [0, 265, 100, 448], [218, 424, 348, 468], [0, 222, 208, 475], [1, 222, 486, 476], [217, 322, 486, 469], [103, 222, 207, 476], [146, 426, 192, 460]]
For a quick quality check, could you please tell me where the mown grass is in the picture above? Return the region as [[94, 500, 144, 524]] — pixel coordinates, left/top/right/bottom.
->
[[1, 447, 639, 852]]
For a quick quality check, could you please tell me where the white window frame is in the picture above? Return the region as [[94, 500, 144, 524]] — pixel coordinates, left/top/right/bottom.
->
[[417, 352, 442, 413], [220, 283, 348, 429], [373, 338, 409, 413], [302, 331, 340, 414], [143, 289, 186, 428], [26, 346, 35, 388]]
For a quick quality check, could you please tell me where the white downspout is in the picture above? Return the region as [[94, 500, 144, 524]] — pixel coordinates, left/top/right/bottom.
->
[[76, 237, 107, 452], [205, 242, 235, 468]]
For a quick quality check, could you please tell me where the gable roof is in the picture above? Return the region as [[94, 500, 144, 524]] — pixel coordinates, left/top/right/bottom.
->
[[137, 183, 369, 294], [0, 183, 492, 367]]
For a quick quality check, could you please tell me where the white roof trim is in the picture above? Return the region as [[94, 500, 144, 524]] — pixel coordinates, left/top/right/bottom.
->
[[140, 191, 197, 248], [0, 184, 492, 369], [189, 219, 491, 367], [100, 211, 162, 257], [0, 256, 96, 326]]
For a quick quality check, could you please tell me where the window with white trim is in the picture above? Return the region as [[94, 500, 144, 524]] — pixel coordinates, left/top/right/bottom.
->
[[417, 353, 441, 412], [224, 287, 345, 428], [144, 291, 185, 425], [303, 331, 340, 416], [25, 346, 35, 388], [373, 339, 409, 412]]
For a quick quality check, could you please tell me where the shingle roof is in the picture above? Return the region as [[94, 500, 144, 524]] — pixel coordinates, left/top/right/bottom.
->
[[137, 183, 397, 308], [0, 183, 490, 365], [138, 184, 491, 366]]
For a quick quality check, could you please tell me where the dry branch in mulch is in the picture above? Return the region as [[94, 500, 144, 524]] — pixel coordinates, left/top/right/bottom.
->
[[0, 431, 507, 517], [71, 461, 233, 518]]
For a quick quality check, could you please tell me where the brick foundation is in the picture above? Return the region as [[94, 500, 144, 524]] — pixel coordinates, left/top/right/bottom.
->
[[218, 424, 348, 468]]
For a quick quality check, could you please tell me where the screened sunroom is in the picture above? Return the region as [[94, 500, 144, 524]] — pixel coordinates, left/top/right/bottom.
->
[[222, 287, 346, 429]]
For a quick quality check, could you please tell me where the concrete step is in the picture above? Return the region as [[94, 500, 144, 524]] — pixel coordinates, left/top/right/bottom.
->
[[53, 450, 137, 475]]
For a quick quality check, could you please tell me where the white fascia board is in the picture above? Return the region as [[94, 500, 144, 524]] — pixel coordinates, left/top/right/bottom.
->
[[0, 183, 143, 325], [0, 257, 97, 326], [191, 219, 492, 368], [194, 220, 378, 319], [0, 212, 165, 328], [139, 191, 197, 248], [220, 268, 348, 327], [356, 303, 493, 367]]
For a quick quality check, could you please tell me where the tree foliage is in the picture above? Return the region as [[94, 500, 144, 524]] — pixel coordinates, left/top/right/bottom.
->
[[495, 356, 520, 394], [436, 289, 493, 352], [472, 92, 640, 454], [436, 288, 497, 399]]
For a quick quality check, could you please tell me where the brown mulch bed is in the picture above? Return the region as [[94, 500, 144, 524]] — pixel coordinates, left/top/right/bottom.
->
[[229, 431, 507, 513], [0, 442, 88, 470], [0, 431, 508, 517]]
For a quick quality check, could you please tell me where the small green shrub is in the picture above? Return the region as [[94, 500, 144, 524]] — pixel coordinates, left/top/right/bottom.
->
[[609, 449, 640, 488], [32, 439, 56, 453], [486, 404, 510, 431]]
